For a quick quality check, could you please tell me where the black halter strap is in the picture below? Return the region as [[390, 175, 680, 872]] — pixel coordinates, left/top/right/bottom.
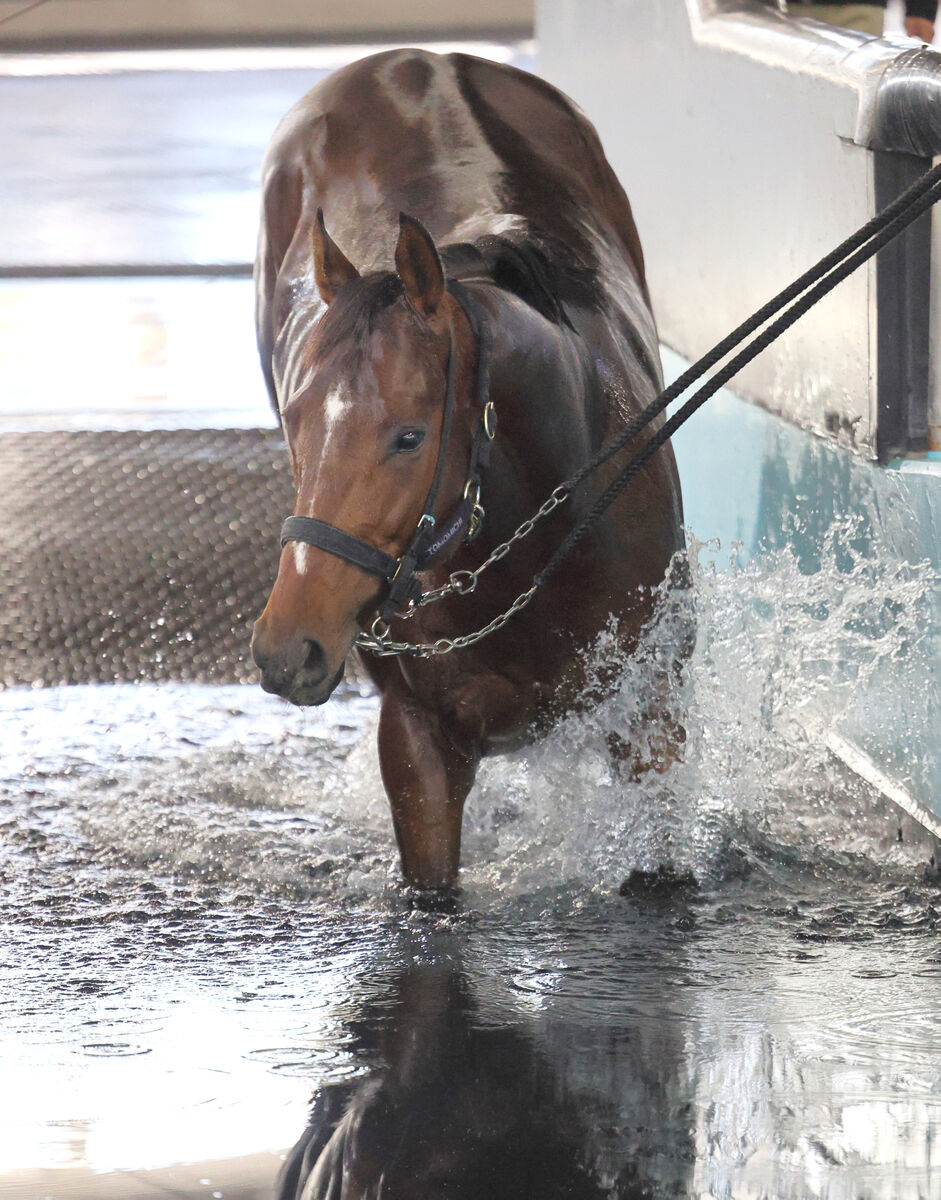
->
[[279, 279, 495, 623]]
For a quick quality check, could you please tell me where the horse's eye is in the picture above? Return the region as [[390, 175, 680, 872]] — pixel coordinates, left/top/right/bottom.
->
[[395, 429, 425, 454]]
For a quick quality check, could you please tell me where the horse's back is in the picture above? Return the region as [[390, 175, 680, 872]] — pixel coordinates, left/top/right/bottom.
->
[[257, 50, 647, 319]]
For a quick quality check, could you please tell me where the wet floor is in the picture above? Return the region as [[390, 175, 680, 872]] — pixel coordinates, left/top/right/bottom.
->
[[2, 550, 941, 1199]]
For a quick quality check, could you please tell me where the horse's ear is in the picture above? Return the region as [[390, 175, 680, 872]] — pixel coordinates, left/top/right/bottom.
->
[[312, 209, 359, 304], [394, 213, 444, 317]]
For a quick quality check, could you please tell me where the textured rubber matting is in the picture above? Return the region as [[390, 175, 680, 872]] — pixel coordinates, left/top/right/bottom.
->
[[0, 428, 294, 687]]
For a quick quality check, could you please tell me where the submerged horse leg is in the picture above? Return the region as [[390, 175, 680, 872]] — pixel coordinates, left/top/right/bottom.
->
[[377, 692, 478, 889], [606, 722, 686, 782], [605, 668, 688, 783]]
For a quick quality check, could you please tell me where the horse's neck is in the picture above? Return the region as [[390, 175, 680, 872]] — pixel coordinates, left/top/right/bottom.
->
[[484, 289, 597, 488]]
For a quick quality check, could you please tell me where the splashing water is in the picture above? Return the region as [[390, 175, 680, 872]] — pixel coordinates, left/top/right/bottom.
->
[[2, 523, 936, 929], [462, 522, 938, 899]]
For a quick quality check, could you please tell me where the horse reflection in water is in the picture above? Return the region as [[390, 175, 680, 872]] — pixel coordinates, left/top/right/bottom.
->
[[251, 49, 687, 888], [275, 961, 683, 1200]]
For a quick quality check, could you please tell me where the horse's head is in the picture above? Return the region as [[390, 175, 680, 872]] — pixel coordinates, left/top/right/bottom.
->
[[251, 213, 477, 705]]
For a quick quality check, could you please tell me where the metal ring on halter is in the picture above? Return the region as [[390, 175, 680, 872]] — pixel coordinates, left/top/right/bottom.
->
[[483, 401, 497, 440], [463, 479, 485, 540], [448, 569, 478, 595]]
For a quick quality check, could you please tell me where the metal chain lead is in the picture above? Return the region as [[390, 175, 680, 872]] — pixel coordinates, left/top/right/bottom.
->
[[353, 484, 570, 657], [356, 585, 539, 657], [414, 483, 569, 609]]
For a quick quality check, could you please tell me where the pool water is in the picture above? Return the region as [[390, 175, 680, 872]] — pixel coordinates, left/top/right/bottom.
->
[[2, 540, 940, 1199]]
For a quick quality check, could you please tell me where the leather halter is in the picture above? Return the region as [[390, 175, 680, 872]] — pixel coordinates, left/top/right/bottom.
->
[[279, 279, 495, 623]]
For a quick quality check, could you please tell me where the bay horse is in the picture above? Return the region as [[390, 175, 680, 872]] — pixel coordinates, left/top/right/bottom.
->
[[251, 49, 686, 889]]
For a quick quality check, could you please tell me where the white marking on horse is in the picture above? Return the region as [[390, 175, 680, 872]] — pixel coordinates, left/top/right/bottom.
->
[[292, 383, 353, 578], [323, 385, 350, 441]]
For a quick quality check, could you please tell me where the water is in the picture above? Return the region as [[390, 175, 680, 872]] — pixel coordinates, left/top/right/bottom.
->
[[2, 541, 940, 1199]]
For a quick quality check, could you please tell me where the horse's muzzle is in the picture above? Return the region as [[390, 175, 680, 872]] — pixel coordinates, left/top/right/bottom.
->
[[251, 629, 346, 706], [282, 659, 346, 707]]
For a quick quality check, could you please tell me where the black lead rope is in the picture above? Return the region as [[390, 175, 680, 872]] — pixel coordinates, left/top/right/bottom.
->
[[563, 157, 941, 498], [533, 161, 941, 590]]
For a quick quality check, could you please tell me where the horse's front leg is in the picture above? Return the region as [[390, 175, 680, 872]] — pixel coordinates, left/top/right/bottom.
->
[[606, 723, 686, 782], [605, 673, 687, 781], [377, 691, 478, 890]]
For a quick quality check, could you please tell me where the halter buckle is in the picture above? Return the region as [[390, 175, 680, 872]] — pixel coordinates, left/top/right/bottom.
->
[[381, 571, 415, 619]]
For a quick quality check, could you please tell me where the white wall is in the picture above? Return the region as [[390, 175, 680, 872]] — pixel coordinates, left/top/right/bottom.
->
[[0, 0, 534, 49], [539, 0, 884, 455]]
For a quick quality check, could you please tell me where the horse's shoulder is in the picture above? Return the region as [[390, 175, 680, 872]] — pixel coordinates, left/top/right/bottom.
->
[[449, 54, 602, 175], [447, 55, 646, 289]]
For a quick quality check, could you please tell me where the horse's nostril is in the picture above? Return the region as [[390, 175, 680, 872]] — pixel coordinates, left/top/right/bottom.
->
[[302, 638, 327, 678]]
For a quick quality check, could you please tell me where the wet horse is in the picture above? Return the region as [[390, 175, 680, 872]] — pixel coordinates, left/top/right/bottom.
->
[[251, 50, 685, 889]]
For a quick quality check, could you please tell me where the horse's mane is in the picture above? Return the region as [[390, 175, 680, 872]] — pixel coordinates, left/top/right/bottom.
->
[[314, 229, 601, 360], [312, 272, 406, 360], [441, 230, 601, 330]]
